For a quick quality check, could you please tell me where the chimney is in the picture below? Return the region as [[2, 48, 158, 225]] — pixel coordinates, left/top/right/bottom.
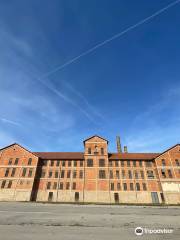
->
[[116, 136, 122, 153], [124, 146, 128, 153]]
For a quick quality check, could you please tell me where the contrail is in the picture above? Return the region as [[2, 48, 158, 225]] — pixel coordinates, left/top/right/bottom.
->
[[39, 0, 180, 79]]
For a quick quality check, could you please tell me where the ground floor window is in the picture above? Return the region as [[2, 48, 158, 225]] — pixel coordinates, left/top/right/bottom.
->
[[151, 192, 159, 204], [114, 193, 119, 203], [48, 192, 53, 201], [75, 192, 79, 202]]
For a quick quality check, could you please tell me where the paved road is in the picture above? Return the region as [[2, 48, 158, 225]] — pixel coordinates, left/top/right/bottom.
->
[[0, 203, 179, 240]]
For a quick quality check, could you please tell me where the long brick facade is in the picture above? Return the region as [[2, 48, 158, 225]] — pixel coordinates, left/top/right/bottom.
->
[[0, 135, 180, 204]]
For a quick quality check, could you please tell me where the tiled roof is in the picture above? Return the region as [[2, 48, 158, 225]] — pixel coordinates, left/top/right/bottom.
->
[[33, 152, 84, 160], [33, 152, 159, 160], [109, 153, 159, 160]]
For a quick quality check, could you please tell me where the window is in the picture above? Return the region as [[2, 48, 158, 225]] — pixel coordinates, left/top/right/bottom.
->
[[114, 193, 119, 203], [140, 170, 144, 179], [62, 161, 66, 167], [122, 170, 125, 179], [161, 169, 166, 178], [117, 183, 121, 190], [99, 159, 105, 167], [168, 169, 173, 178], [109, 160, 113, 167], [8, 158, 12, 165], [99, 170, 106, 179], [139, 160, 142, 167], [61, 170, 65, 178], [41, 171, 46, 178], [109, 170, 113, 179], [75, 192, 79, 202], [88, 148, 91, 154], [127, 160, 130, 167], [175, 159, 180, 166], [67, 170, 71, 178], [123, 183, 127, 191], [121, 161, 124, 167], [133, 161, 136, 167], [68, 161, 71, 167], [28, 158, 32, 165], [162, 159, 166, 166], [56, 160, 60, 167], [128, 170, 132, 179], [28, 169, 33, 177], [50, 161, 54, 166], [110, 183, 114, 191], [73, 170, 77, 178], [53, 182, 57, 189], [47, 182, 51, 189], [74, 161, 77, 167], [59, 182, 63, 190], [66, 182, 70, 190], [115, 161, 119, 167], [130, 183, 134, 190], [136, 183, 140, 191], [5, 169, 9, 177], [14, 158, 19, 165], [72, 182, 76, 190], [101, 148, 104, 155], [42, 160, 47, 166], [146, 161, 152, 167], [1, 180, 6, 189], [147, 170, 154, 179], [142, 183, 147, 191], [55, 171, 58, 178], [49, 171, 52, 178], [87, 159, 93, 167], [11, 168, 16, 177], [116, 170, 120, 179], [79, 170, 83, 179], [22, 168, 26, 177], [8, 177, 13, 187], [80, 161, 83, 167]]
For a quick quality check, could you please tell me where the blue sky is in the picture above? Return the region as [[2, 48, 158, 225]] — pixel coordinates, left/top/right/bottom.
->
[[0, 0, 180, 153]]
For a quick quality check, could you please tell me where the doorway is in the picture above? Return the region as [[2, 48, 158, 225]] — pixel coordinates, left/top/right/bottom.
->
[[114, 193, 119, 203], [151, 192, 159, 204], [48, 192, 53, 202], [75, 192, 79, 202]]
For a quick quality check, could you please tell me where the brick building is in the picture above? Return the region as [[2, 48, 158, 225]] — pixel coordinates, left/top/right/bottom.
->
[[0, 135, 180, 204]]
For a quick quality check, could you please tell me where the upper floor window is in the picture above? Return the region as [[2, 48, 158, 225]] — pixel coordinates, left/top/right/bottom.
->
[[61, 170, 65, 178], [101, 148, 104, 155], [87, 159, 93, 167], [72, 182, 76, 190], [88, 148, 91, 154], [128, 170, 132, 179], [68, 161, 71, 167], [123, 183, 127, 191], [110, 183, 114, 191], [56, 160, 60, 167], [136, 183, 140, 191], [99, 170, 106, 179], [47, 182, 51, 189], [59, 182, 63, 190], [28, 158, 32, 165], [73, 170, 77, 178], [130, 183, 134, 190], [109, 170, 113, 179], [42, 160, 47, 166], [117, 183, 121, 190], [116, 170, 120, 179], [11, 168, 16, 177], [99, 159, 105, 167], [62, 161, 66, 167], [109, 160, 113, 167], [41, 171, 46, 178], [147, 170, 154, 179], [175, 159, 180, 166], [5, 169, 9, 177], [80, 161, 83, 167], [7, 180, 12, 189], [14, 158, 19, 165], [1, 180, 6, 189], [139, 160, 143, 167], [74, 161, 77, 167], [140, 170, 144, 179], [66, 182, 70, 190], [67, 170, 71, 178], [53, 182, 57, 190], [134, 171, 138, 179], [8, 158, 13, 165], [115, 161, 119, 167], [142, 183, 147, 191], [162, 159, 166, 166], [146, 161, 152, 167], [22, 168, 26, 177], [55, 171, 58, 178], [168, 169, 173, 178], [50, 160, 54, 167], [161, 169, 166, 178], [127, 160, 130, 167], [49, 171, 52, 178], [133, 161, 136, 167], [79, 170, 83, 179], [121, 161, 125, 167]]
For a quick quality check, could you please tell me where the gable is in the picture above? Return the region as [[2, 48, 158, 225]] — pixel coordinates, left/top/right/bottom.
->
[[83, 135, 108, 144]]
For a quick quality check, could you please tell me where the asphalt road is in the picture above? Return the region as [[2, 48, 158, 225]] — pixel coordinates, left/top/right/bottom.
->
[[0, 202, 179, 240]]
